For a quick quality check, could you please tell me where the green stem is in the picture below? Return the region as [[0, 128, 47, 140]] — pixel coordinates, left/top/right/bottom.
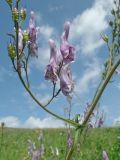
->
[[91, 79, 103, 104], [65, 58, 120, 160], [83, 58, 120, 125], [17, 71, 79, 127], [65, 129, 80, 160], [0, 125, 4, 156]]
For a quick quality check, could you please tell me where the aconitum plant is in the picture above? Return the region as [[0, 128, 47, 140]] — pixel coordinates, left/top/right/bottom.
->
[[4, 0, 120, 159]]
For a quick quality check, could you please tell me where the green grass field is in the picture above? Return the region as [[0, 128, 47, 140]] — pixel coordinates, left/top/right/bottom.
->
[[0, 127, 120, 160]]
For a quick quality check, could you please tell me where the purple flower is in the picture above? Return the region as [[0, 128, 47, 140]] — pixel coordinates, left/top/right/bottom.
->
[[27, 139, 35, 157], [67, 129, 72, 148], [49, 39, 63, 66], [18, 28, 23, 52], [45, 39, 62, 82], [45, 40, 58, 82], [98, 117, 104, 127], [60, 21, 75, 64], [115, 69, 120, 75], [27, 139, 41, 160], [45, 22, 75, 97], [32, 150, 41, 160], [45, 64, 58, 82], [102, 151, 109, 160], [88, 122, 94, 128], [28, 11, 39, 57], [59, 65, 74, 96]]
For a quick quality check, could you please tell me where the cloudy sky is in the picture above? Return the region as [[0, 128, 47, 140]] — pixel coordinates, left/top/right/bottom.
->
[[0, 0, 120, 128]]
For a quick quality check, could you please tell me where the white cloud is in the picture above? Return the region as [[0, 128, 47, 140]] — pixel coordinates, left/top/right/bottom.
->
[[0, 116, 20, 128], [75, 58, 101, 95], [70, 0, 113, 55], [39, 25, 54, 40], [34, 47, 50, 69], [0, 116, 65, 128], [24, 116, 64, 128], [113, 117, 120, 127]]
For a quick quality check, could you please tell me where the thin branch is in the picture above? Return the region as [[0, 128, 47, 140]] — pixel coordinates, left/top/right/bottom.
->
[[44, 88, 61, 107], [23, 51, 30, 88], [65, 129, 80, 160], [43, 60, 64, 107], [52, 81, 56, 97], [17, 71, 79, 127]]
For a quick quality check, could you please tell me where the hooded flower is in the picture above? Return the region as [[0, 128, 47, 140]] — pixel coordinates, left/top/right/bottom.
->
[[67, 129, 72, 148], [115, 69, 120, 75], [45, 39, 62, 82], [102, 151, 109, 160], [28, 11, 39, 57], [45, 64, 58, 82], [49, 39, 63, 66], [27, 139, 41, 160], [60, 21, 75, 64], [98, 117, 104, 127], [18, 28, 23, 52], [45, 22, 75, 97], [32, 150, 41, 160], [59, 65, 74, 96]]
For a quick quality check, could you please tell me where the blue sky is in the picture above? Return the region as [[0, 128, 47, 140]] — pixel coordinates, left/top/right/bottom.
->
[[0, 0, 120, 128]]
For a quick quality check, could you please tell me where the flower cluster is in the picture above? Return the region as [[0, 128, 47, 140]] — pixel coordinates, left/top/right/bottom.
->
[[45, 21, 75, 96], [8, 10, 40, 73], [14, 11, 39, 57], [27, 11, 40, 57], [27, 139, 44, 160]]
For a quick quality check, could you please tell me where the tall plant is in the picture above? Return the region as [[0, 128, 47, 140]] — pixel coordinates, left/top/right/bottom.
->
[[5, 0, 120, 159]]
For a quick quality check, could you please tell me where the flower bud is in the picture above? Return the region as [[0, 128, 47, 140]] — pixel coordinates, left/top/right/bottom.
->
[[116, 19, 120, 27], [6, 0, 12, 5], [104, 60, 109, 68], [20, 8, 26, 20], [7, 43, 16, 59], [109, 21, 113, 27], [102, 35, 109, 43], [111, 9, 115, 15], [112, 30, 117, 37], [12, 8, 19, 22], [22, 31, 29, 44], [102, 71, 107, 80], [113, 41, 119, 48]]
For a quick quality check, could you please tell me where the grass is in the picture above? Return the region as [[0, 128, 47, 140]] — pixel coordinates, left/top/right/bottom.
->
[[0, 127, 120, 160]]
